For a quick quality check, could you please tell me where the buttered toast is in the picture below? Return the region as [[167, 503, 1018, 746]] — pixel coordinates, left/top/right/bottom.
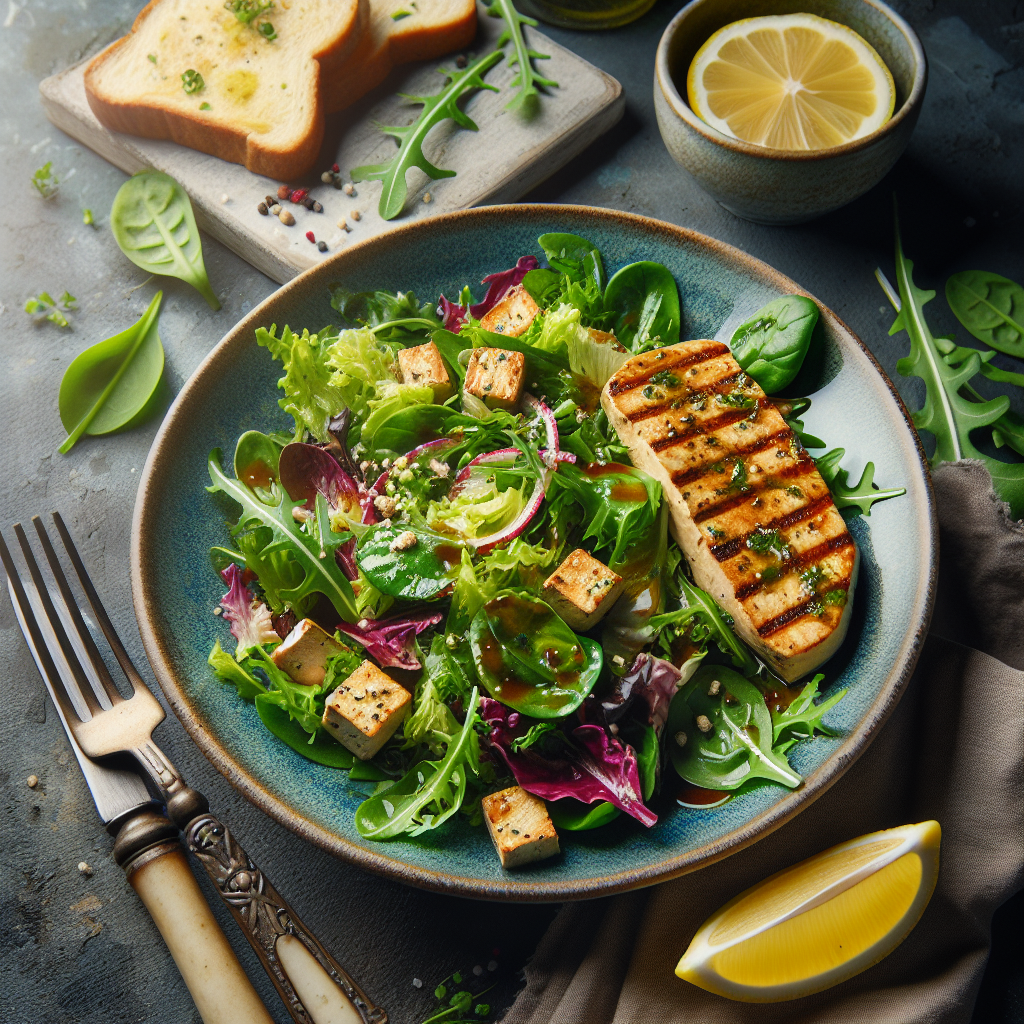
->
[[84, 0, 364, 179]]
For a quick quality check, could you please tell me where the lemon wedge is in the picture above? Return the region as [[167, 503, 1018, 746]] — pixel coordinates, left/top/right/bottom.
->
[[676, 820, 941, 1002], [687, 13, 896, 151]]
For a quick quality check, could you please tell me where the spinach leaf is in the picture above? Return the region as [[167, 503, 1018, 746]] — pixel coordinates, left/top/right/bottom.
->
[[771, 673, 847, 751], [351, 51, 503, 221], [233, 430, 285, 493], [469, 590, 603, 719], [58, 291, 165, 454], [666, 665, 801, 791], [110, 171, 219, 309], [485, 0, 557, 114], [355, 688, 481, 838], [604, 261, 681, 351], [538, 232, 605, 290], [945, 270, 1024, 359], [371, 405, 476, 455], [430, 329, 471, 385], [254, 696, 356, 768], [522, 268, 561, 307], [814, 448, 906, 516], [357, 523, 464, 600], [547, 798, 619, 831], [728, 296, 819, 394], [207, 449, 358, 620]]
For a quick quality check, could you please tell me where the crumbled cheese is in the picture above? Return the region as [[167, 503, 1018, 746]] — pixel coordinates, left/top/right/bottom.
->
[[674, 731, 688, 747], [389, 531, 418, 552], [708, 679, 721, 696], [696, 715, 713, 733]]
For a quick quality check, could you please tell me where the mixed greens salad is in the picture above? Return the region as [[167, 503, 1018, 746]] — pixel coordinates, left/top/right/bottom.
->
[[205, 231, 899, 850]]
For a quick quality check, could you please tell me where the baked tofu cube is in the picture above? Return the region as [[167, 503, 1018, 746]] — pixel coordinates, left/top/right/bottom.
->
[[543, 549, 623, 631], [479, 284, 540, 338], [321, 660, 411, 760], [397, 341, 454, 402], [482, 787, 559, 870], [464, 348, 526, 410], [271, 619, 346, 687]]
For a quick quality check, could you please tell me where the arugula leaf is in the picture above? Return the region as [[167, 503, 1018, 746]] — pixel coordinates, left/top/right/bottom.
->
[[58, 291, 165, 453], [771, 673, 847, 750], [32, 162, 59, 199], [355, 688, 482, 839], [111, 171, 219, 310], [207, 449, 358, 620], [880, 210, 1024, 519], [813, 448, 906, 516], [485, 0, 557, 113], [352, 51, 503, 221], [938, 338, 1024, 388], [945, 270, 1024, 359]]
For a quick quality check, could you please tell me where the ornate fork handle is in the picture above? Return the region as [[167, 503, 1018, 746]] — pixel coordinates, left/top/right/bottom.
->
[[166, 788, 386, 1024]]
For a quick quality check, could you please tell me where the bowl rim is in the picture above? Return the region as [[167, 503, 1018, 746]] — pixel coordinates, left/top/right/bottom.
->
[[131, 203, 937, 902], [655, 0, 928, 162]]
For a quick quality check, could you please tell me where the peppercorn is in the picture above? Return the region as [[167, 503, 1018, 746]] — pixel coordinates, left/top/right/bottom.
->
[[290, 188, 309, 204], [332, 176, 342, 189], [270, 203, 282, 215], [317, 241, 327, 252], [264, 195, 276, 208], [278, 209, 295, 226], [312, 200, 323, 213], [277, 185, 290, 200], [257, 202, 268, 215], [301, 196, 314, 210], [306, 230, 315, 243], [456, 54, 467, 68], [332, 162, 340, 173], [321, 171, 333, 184]]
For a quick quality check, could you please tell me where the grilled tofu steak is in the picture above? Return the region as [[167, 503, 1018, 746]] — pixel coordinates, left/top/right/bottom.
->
[[602, 340, 858, 683]]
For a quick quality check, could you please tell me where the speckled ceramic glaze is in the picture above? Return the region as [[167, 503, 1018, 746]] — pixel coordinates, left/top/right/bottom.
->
[[132, 206, 935, 901], [654, 0, 927, 225]]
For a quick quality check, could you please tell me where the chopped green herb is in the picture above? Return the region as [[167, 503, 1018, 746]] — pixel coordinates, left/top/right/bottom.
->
[[824, 587, 848, 607], [746, 526, 788, 560], [181, 69, 204, 93], [31, 162, 58, 199], [25, 290, 76, 328], [147, 53, 157, 63], [706, 525, 724, 539], [82, 208, 94, 226], [786, 484, 803, 497], [799, 565, 829, 594], [199, 102, 211, 110], [224, 0, 273, 24], [391, 7, 411, 18], [716, 391, 756, 410], [729, 458, 748, 490], [650, 370, 680, 388], [257, 20, 276, 39]]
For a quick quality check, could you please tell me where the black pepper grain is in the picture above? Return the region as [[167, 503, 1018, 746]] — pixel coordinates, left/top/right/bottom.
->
[[317, 241, 327, 252], [257, 202, 268, 215]]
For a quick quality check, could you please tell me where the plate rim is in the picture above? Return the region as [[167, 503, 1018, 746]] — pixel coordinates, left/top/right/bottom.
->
[[131, 203, 937, 901]]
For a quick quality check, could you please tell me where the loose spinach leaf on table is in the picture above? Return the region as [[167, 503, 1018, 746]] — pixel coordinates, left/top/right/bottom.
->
[[604, 261, 681, 352], [352, 51, 503, 221], [728, 295, 819, 394], [484, 0, 558, 114], [666, 665, 801, 791], [945, 270, 1024, 360], [111, 171, 219, 309], [58, 291, 165, 454]]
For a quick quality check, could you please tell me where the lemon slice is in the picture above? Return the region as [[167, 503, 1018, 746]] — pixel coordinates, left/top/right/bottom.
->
[[687, 13, 896, 151], [676, 821, 941, 1002]]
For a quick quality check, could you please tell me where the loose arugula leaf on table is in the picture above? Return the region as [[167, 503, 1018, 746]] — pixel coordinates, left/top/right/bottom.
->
[[728, 295, 819, 394], [945, 270, 1024, 359], [814, 448, 907, 516], [355, 688, 482, 839], [604, 261, 681, 352], [58, 291, 165, 453], [484, 0, 558, 113], [25, 290, 76, 328], [771, 673, 847, 753], [207, 449, 359, 620], [881, 209, 1024, 519], [110, 171, 220, 309], [938, 338, 1024, 388], [352, 51, 503, 222], [32, 162, 59, 198], [667, 665, 802, 791]]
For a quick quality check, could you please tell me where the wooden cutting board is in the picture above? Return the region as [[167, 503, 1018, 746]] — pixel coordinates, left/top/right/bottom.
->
[[39, 8, 623, 284]]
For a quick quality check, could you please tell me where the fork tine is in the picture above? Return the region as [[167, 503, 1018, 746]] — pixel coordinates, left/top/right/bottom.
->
[[31, 516, 125, 707], [13, 524, 105, 718], [0, 529, 86, 727], [51, 512, 150, 695]]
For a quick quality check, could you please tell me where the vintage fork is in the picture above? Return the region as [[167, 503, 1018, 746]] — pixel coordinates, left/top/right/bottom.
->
[[2, 513, 386, 1024]]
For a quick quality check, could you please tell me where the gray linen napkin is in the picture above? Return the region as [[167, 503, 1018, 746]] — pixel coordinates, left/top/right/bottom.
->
[[502, 462, 1024, 1024]]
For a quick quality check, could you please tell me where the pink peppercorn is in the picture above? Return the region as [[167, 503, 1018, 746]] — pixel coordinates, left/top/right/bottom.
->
[[332, 163, 340, 173], [306, 231, 316, 243], [290, 188, 308, 204]]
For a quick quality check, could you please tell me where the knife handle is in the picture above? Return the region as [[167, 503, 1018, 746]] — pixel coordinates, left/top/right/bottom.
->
[[112, 808, 275, 1024], [166, 787, 386, 1024]]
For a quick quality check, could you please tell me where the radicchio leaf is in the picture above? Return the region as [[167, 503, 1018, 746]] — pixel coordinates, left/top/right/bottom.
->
[[279, 442, 359, 511], [480, 698, 656, 827], [335, 611, 443, 669], [437, 256, 540, 332], [325, 408, 362, 481], [219, 563, 280, 658], [587, 654, 682, 737]]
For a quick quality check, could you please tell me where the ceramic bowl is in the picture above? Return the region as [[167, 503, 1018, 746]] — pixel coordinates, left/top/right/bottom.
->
[[132, 205, 935, 900], [654, 0, 927, 225]]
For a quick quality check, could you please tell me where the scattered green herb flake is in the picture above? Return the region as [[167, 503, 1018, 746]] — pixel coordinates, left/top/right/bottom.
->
[[391, 7, 411, 18], [147, 53, 157, 63], [257, 20, 276, 39], [746, 526, 788, 560], [31, 162, 58, 199], [716, 391, 756, 409], [224, 0, 273, 24], [799, 564, 829, 594], [650, 370, 680, 388], [786, 484, 803, 497], [25, 290, 76, 328], [82, 208, 94, 226], [824, 587, 848, 607], [707, 525, 724, 539], [199, 102, 211, 110], [181, 68, 204, 93], [729, 458, 748, 490]]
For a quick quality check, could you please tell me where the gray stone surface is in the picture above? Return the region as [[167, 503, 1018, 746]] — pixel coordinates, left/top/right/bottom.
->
[[1, 1, 1020, 1022]]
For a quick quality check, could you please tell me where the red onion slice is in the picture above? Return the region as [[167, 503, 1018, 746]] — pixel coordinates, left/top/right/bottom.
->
[[522, 392, 559, 461]]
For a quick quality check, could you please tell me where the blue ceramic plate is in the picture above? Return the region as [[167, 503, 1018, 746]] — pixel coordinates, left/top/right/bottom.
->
[[132, 206, 936, 900]]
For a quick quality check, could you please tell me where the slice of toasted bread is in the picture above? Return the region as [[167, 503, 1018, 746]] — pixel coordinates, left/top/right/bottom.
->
[[85, 0, 365, 180], [322, 0, 476, 114]]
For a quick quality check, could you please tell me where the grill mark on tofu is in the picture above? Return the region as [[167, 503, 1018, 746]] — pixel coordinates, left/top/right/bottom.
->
[[733, 533, 856, 601], [757, 575, 853, 637], [668, 429, 795, 491], [709, 494, 835, 562], [623, 371, 746, 425], [646, 402, 767, 450], [691, 458, 817, 524], [606, 342, 730, 395]]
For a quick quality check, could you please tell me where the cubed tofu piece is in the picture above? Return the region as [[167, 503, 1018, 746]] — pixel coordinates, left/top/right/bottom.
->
[[543, 549, 623, 631], [479, 284, 540, 338], [482, 787, 559, 870], [396, 341, 454, 402], [464, 348, 526, 410], [271, 619, 345, 687], [321, 660, 411, 760]]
